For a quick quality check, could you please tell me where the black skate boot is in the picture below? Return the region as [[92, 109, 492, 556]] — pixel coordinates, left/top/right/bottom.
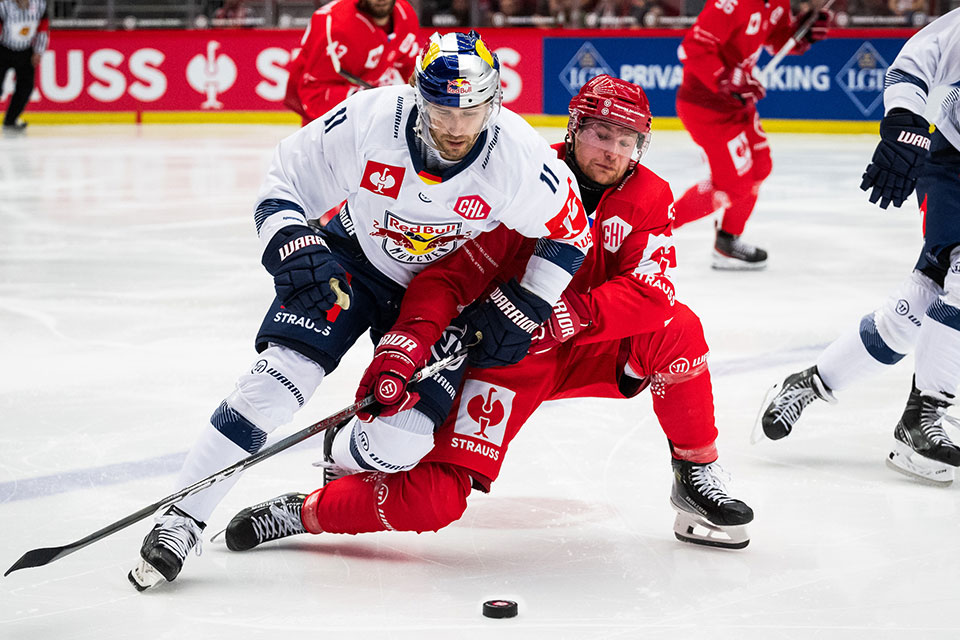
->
[[712, 229, 767, 270], [754, 366, 837, 443], [223, 493, 307, 551], [670, 458, 754, 549], [128, 505, 205, 591], [887, 379, 960, 485]]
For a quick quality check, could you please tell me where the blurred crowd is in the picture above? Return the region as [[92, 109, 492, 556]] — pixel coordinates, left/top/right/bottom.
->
[[49, 0, 959, 30]]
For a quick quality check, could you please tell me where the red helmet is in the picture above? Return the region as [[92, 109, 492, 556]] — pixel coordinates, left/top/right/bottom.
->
[[567, 75, 652, 161]]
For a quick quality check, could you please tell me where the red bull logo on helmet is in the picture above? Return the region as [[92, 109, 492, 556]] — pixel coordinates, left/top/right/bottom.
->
[[447, 78, 472, 95]]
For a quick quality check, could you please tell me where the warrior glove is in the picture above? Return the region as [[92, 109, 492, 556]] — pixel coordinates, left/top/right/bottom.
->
[[860, 108, 931, 210], [262, 226, 351, 323], [529, 290, 593, 355], [355, 330, 429, 421], [467, 278, 553, 368], [798, 9, 832, 44]]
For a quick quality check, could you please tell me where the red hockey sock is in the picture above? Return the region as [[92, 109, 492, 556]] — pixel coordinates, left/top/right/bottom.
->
[[718, 182, 761, 236], [302, 462, 473, 535], [651, 370, 719, 462], [673, 180, 728, 228]]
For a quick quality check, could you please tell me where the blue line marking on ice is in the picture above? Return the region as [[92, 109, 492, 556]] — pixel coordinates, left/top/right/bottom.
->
[[0, 342, 829, 503]]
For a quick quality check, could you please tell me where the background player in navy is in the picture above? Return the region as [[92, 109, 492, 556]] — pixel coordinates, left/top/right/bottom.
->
[[758, 9, 960, 485]]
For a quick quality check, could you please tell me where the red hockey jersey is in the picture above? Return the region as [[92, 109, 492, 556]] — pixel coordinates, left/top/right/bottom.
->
[[396, 143, 678, 349], [677, 0, 802, 108], [285, 0, 419, 124]]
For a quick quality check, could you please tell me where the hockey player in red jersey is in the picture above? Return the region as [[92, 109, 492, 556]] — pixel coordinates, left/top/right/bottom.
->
[[284, 0, 420, 125], [673, 0, 831, 269], [223, 76, 755, 553]]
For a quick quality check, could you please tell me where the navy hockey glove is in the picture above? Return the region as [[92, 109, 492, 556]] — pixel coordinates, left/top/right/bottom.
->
[[860, 108, 931, 209], [262, 226, 351, 323], [466, 278, 553, 368]]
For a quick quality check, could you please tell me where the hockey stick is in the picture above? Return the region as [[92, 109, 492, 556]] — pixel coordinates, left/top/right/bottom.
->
[[4, 336, 477, 576], [325, 13, 375, 90], [761, 0, 835, 76]]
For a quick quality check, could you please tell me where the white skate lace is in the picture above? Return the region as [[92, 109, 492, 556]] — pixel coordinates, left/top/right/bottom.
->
[[155, 513, 203, 560], [311, 459, 359, 485], [772, 383, 818, 427], [921, 405, 960, 448], [690, 463, 736, 506], [252, 502, 305, 543]]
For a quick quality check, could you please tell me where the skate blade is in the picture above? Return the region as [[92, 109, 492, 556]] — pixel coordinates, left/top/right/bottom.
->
[[886, 441, 955, 486], [672, 510, 750, 550], [128, 558, 166, 592], [750, 383, 782, 444], [711, 251, 767, 271]]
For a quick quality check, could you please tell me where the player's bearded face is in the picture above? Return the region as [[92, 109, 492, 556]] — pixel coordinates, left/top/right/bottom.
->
[[573, 119, 638, 185], [359, 0, 395, 19], [423, 101, 492, 161]]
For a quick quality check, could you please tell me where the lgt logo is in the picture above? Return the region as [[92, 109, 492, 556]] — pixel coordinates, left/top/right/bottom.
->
[[454, 195, 491, 220], [836, 42, 889, 116], [186, 41, 237, 109]]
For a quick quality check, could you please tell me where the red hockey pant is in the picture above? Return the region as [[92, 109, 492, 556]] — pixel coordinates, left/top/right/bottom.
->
[[301, 303, 718, 535], [673, 99, 773, 236]]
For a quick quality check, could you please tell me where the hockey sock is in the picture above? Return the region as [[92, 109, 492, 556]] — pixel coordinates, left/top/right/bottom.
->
[[302, 463, 472, 535], [329, 410, 437, 474], [816, 315, 904, 392], [916, 300, 960, 395], [717, 183, 761, 237], [174, 423, 251, 523], [673, 180, 725, 228], [650, 369, 719, 457]]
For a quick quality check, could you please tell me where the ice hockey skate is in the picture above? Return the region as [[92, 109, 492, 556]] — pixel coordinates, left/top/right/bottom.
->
[[220, 493, 307, 552], [670, 458, 753, 549], [753, 366, 837, 443], [886, 380, 960, 485], [712, 229, 767, 270], [128, 505, 205, 591]]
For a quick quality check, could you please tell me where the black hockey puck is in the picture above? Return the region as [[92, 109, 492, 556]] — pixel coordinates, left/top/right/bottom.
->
[[482, 599, 518, 619]]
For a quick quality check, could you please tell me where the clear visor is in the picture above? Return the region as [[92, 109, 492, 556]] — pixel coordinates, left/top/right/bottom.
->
[[575, 119, 641, 160], [420, 99, 496, 140]]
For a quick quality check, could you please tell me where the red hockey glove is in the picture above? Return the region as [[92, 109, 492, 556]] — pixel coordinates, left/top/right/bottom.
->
[[799, 9, 833, 44], [355, 331, 430, 421], [529, 290, 593, 355], [718, 68, 765, 106]]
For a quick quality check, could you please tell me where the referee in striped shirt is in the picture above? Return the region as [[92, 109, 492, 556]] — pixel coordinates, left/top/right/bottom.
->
[[1, 0, 49, 133]]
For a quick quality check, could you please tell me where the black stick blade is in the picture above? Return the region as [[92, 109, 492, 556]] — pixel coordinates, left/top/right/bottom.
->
[[5, 546, 69, 576]]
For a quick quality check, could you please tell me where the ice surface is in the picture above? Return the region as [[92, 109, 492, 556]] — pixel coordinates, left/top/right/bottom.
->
[[1, 124, 956, 639]]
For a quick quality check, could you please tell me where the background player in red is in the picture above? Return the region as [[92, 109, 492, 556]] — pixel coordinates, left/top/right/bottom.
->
[[284, 0, 420, 125], [221, 76, 755, 552], [673, 0, 832, 270]]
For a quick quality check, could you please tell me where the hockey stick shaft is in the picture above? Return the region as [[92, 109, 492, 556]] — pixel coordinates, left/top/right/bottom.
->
[[762, 0, 835, 75], [4, 339, 475, 576]]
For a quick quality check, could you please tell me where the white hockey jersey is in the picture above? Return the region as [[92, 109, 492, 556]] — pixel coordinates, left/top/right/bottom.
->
[[884, 8, 960, 152], [256, 85, 592, 306]]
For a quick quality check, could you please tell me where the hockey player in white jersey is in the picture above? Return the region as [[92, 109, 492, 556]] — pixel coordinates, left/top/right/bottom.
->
[[128, 30, 591, 590], [757, 9, 960, 484]]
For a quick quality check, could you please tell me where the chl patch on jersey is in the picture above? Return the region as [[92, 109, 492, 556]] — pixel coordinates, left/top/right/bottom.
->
[[726, 132, 753, 177], [370, 211, 470, 264], [454, 195, 492, 221], [453, 380, 516, 448], [601, 216, 633, 253], [361, 161, 406, 199]]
